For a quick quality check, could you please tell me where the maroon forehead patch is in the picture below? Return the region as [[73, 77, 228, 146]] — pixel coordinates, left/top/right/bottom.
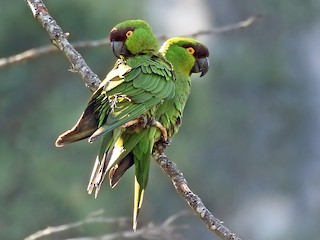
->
[[182, 43, 209, 58], [109, 27, 135, 42]]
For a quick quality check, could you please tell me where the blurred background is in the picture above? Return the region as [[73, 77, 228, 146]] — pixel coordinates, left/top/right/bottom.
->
[[1, 0, 320, 239]]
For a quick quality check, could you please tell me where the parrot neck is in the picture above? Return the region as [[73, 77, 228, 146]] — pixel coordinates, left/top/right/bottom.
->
[[163, 45, 194, 77], [175, 71, 192, 110], [126, 34, 159, 55], [158, 71, 191, 138]]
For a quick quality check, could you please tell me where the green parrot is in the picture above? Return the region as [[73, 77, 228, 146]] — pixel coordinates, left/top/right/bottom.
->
[[108, 37, 209, 230], [55, 19, 175, 229], [155, 37, 209, 139], [56, 19, 209, 230], [56, 19, 170, 146]]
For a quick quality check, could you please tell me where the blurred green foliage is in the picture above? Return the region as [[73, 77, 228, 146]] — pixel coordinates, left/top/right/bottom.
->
[[1, 0, 320, 239]]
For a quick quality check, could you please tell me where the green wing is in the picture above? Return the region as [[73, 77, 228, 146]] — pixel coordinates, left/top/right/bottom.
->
[[89, 54, 175, 142], [56, 54, 175, 146]]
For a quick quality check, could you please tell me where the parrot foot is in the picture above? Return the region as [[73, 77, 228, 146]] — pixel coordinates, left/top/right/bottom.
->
[[121, 116, 149, 130], [122, 116, 169, 143], [149, 118, 169, 143], [121, 118, 142, 128], [122, 115, 156, 130]]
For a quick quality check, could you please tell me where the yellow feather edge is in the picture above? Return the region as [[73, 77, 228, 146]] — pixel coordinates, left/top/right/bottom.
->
[[133, 176, 145, 231]]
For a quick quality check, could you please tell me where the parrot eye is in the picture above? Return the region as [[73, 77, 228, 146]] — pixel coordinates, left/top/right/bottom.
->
[[126, 30, 133, 38], [186, 47, 195, 55]]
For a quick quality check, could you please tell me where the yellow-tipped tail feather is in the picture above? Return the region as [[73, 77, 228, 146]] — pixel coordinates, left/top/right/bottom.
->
[[87, 136, 125, 197], [133, 176, 145, 231]]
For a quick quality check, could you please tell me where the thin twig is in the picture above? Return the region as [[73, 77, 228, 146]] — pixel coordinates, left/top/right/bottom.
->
[[24, 212, 186, 240], [191, 14, 261, 35], [157, 14, 261, 41], [25, 0, 100, 91], [0, 39, 108, 69], [0, 14, 260, 69], [153, 142, 243, 240], [24, 212, 129, 240]]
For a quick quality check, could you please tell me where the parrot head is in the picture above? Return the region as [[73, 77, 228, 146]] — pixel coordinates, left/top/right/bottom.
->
[[160, 37, 209, 77], [109, 19, 159, 58]]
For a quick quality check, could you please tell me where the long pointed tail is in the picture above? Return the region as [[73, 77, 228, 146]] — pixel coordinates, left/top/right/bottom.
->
[[131, 131, 154, 230], [133, 176, 145, 231]]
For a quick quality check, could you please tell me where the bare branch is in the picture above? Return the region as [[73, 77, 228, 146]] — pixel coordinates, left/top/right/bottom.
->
[[191, 14, 261, 35], [24, 211, 186, 240], [0, 45, 55, 68], [0, 14, 260, 69], [24, 211, 129, 240], [25, 0, 101, 91], [153, 142, 243, 240], [0, 39, 108, 69], [157, 14, 261, 41]]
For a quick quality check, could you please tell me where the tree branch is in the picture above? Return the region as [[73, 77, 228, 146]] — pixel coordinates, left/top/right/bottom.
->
[[25, 0, 100, 92], [25, 1, 245, 239], [153, 142, 242, 240], [157, 14, 261, 41], [0, 13, 260, 69], [0, 39, 108, 70], [24, 211, 187, 240]]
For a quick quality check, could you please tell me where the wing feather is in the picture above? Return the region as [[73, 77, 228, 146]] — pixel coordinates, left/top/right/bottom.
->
[[63, 54, 176, 143]]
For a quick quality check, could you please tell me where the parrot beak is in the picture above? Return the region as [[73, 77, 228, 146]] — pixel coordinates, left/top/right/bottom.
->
[[191, 57, 209, 77], [111, 41, 131, 58]]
